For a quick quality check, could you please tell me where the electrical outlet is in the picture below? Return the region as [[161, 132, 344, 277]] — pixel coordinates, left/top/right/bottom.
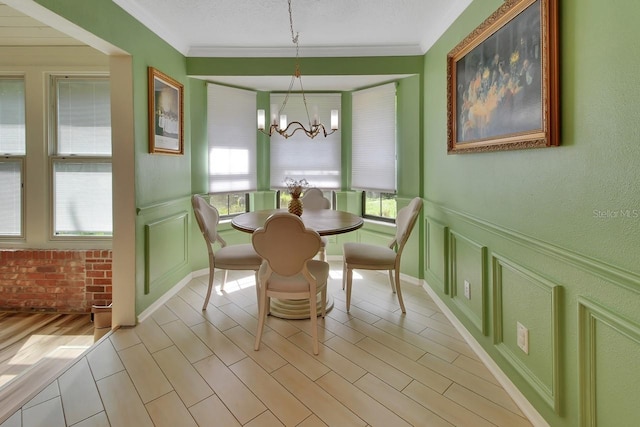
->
[[463, 280, 471, 299], [517, 322, 529, 354]]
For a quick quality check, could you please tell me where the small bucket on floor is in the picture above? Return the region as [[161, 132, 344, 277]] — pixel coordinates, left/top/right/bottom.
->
[[92, 303, 112, 341]]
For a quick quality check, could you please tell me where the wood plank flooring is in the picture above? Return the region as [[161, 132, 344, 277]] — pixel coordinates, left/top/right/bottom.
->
[[0, 263, 534, 426], [0, 312, 94, 389]]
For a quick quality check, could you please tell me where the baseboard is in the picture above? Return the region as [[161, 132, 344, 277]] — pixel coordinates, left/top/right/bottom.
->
[[421, 281, 549, 427], [137, 271, 202, 323]]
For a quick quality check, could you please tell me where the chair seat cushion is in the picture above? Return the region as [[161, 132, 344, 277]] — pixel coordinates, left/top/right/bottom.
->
[[261, 259, 329, 292], [343, 242, 396, 267], [216, 244, 262, 268]]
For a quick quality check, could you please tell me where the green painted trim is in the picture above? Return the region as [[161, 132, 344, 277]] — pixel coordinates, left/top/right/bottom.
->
[[358, 227, 394, 242], [144, 211, 189, 294], [577, 297, 640, 427], [493, 254, 561, 413], [256, 91, 271, 190], [427, 200, 640, 294], [425, 216, 449, 294], [340, 93, 353, 190], [136, 196, 192, 216], [449, 230, 488, 335]]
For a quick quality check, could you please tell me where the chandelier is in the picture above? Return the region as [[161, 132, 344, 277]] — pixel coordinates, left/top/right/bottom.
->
[[257, 0, 339, 139]]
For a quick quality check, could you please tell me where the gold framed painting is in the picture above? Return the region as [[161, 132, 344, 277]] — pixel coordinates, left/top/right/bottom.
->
[[148, 67, 184, 155], [447, 0, 559, 154]]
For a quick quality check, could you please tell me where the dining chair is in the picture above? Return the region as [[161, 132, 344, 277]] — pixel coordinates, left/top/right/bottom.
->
[[301, 188, 331, 261], [342, 197, 423, 313], [191, 195, 262, 310], [252, 212, 329, 355]]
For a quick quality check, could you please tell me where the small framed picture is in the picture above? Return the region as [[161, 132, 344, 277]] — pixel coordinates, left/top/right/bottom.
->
[[148, 67, 184, 155]]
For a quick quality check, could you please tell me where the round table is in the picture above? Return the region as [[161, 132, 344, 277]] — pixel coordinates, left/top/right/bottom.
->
[[231, 209, 363, 236], [231, 209, 363, 319]]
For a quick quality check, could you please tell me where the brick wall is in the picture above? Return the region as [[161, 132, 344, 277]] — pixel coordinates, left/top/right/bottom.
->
[[0, 250, 112, 313]]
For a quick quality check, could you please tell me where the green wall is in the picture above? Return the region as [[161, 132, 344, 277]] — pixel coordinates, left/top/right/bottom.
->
[[424, 0, 640, 425], [29, 1, 640, 423], [33, 0, 194, 313]]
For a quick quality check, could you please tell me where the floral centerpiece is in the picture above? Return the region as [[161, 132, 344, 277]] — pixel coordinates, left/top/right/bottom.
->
[[284, 177, 308, 216]]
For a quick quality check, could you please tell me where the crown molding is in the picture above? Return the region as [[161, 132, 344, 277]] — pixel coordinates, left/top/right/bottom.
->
[[187, 44, 424, 58]]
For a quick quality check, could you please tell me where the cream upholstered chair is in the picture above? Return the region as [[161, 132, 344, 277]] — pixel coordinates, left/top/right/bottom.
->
[[192, 195, 262, 310], [300, 188, 331, 261], [252, 212, 329, 355], [342, 197, 423, 313]]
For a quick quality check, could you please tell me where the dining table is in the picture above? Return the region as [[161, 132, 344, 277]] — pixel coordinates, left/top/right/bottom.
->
[[231, 208, 364, 319]]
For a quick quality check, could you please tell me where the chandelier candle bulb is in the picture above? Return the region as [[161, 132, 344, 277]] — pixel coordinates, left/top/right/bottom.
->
[[331, 110, 339, 130], [257, 109, 266, 130], [280, 114, 287, 130], [271, 104, 278, 125]]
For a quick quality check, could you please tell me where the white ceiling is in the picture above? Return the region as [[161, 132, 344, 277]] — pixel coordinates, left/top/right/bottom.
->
[[112, 0, 472, 58], [1, 0, 474, 91]]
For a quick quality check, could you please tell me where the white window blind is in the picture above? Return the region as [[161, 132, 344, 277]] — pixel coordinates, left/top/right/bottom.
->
[[52, 75, 112, 237], [0, 77, 25, 236], [56, 78, 111, 156], [270, 93, 341, 189], [53, 162, 112, 234], [0, 78, 26, 154], [351, 83, 396, 192], [207, 83, 257, 193], [0, 160, 22, 236]]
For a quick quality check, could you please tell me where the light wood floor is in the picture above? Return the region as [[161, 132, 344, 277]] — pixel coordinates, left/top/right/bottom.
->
[[0, 312, 94, 389], [0, 263, 533, 426]]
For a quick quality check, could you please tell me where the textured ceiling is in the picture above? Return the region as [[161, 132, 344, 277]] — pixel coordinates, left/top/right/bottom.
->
[[1, 0, 474, 90], [113, 0, 473, 57]]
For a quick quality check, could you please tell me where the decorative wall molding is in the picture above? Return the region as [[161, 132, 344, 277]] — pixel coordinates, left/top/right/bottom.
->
[[449, 230, 487, 335], [136, 195, 191, 217], [493, 255, 561, 413], [358, 227, 395, 244], [426, 200, 640, 294], [578, 297, 640, 426], [425, 216, 449, 293], [144, 212, 189, 294]]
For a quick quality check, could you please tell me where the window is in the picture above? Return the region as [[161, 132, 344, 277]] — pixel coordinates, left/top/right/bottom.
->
[[207, 83, 256, 215], [51, 76, 112, 237], [352, 83, 397, 220], [278, 189, 334, 209], [209, 193, 248, 216], [0, 77, 26, 237], [362, 191, 397, 222], [270, 93, 341, 191]]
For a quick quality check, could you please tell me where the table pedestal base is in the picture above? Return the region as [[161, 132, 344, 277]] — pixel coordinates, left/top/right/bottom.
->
[[269, 294, 334, 320]]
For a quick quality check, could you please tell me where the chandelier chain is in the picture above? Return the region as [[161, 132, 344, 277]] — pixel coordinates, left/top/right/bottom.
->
[[288, 0, 298, 46], [285, 0, 312, 125]]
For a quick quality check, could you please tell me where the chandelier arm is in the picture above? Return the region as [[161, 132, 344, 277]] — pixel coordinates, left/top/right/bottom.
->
[[283, 121, 316, 138], [260, 120, 337, 140]]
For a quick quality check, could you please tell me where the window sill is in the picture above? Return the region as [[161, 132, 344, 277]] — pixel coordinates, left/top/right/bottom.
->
[[364, 217, 395, 226]]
